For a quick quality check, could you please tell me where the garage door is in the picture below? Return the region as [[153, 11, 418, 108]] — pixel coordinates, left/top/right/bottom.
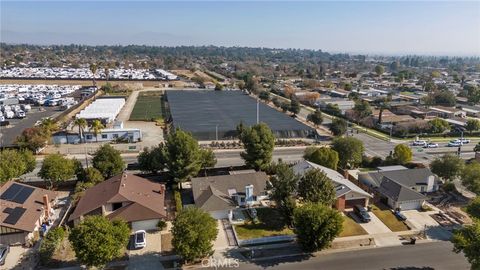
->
[[131, 219, 160, 231], [398, 200, 423, 211], [345, 198, 366, 209], [210, 210, 229, 220]]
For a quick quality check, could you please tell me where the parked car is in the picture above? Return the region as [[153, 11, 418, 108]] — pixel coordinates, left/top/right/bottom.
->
[[0, 244, 10, 266], [412, 140, 427, 147], [354, 205, 371, 223], [424, 142, 439, 148], [394, 210, 407, 221], [458, 138, 470, 144], [134, 230, 146, 249]]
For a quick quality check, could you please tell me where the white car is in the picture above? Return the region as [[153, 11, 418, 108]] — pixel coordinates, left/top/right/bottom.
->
[[134, 230, 146, 249], [424, 142, 439, 148], [458, 138, 470, 144], [448, 141, 463, 147], [412, 140, 427, 147]]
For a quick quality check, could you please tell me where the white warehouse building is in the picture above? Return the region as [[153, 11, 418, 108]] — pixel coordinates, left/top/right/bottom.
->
[[76, 97, 125, 123]]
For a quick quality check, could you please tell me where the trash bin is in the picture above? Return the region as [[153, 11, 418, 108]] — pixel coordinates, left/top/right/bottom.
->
[[410, 237, 416, 245]]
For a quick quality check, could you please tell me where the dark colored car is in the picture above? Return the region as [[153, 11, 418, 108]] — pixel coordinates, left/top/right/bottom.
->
[[0, 245, 10, 266], [354, 205, 371, 223], [394, 210, 407, 221]]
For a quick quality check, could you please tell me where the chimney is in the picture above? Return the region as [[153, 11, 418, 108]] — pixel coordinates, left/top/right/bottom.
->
[[43, 194, 50, 220], [245, 184, 254, 206]]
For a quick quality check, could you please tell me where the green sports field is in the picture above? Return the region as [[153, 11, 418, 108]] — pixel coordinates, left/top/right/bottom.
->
[[129, 92, 165, 121]]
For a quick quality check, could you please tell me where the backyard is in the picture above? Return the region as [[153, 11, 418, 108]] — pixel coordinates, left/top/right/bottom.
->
[[339, 213, 368, 237], [371, 204, 410, 232], [234, 208, 294, 240], [129, 91, 166, 121]]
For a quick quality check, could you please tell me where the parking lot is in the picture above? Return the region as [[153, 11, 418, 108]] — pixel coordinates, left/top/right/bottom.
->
[[0, 105, 61, 147]]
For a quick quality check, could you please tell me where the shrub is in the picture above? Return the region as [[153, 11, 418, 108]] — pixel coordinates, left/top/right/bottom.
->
[[157, 220, 167, 231], [442, 182, 457, 193], [174, 190, 183, 212], [39, 227, 65, 265]]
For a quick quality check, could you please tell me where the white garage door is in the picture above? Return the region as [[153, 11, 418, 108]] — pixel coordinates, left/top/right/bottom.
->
[[398, 200, 423, 211], [131, 219, 160, 231]]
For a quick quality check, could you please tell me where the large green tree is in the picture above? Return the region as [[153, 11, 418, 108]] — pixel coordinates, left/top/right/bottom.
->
[[307, 110, 323, 127], [238, 123, 275, 171], [269, 162, 300, 226], [332, 137, 365, 169], [353, 100, 372, 120], [0, 149, 36, 184], [461, 162, 480, 195], [429, 118, 450, 134], [38, 154, 76, 189], [199, 148, 217, 176], [466, 119, 480, 134], [452, 220, 480, 269], [430, 154, 464, 181], [329, 118, 348, 136], [289, 99, 301, 116], [392, 144, 413, 165], [92, 144, 125, 178], [172, 207, 218, 263], [163, 129, 202, 186], [303, 146, 339, 170], [69, 216, 130, 268], [293, 202, 343, 252], [374, 65, 385, 76], [465, 197, 480, 219], [298, 169, 336, 205], [138, 145, 166, 173], [16, 127, 49, 152]]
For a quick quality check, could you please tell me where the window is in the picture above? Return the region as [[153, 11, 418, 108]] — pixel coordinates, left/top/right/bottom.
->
[[101, 134, 108, 139], [112, 202, 122, 211], [240, 197, 245, 202], [113, 134, 119, 139], [86, 135, 92, 140]]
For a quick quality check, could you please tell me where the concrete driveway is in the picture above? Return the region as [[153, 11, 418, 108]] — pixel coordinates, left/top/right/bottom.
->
[[402, 210, 439, 230], [128, 231, 164, 270], [348, 211, 392, 234], [2, 246, 35, 270]]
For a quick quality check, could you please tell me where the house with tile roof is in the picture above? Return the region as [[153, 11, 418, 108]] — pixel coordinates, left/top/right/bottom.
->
[[69, 172, 167, 231]]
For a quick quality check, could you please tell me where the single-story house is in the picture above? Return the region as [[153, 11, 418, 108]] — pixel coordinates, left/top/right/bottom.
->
[[191, 171, 269, 219], [69, 173, 167, 231], [1, 181, 58, 245], [52, 127, 142, 144], [292, 160, 373, 211], [358, 167, 439, 210]]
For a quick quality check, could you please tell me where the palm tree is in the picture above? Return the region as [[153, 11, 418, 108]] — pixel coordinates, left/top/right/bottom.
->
[[89, 63, 98, 87], [40, 118, 58, 136], [90, 120, 104, 143], [73, 118, 87, 143]]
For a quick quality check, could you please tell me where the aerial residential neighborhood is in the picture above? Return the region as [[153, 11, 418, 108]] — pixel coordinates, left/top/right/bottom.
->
[[0, 1, 479, 270]]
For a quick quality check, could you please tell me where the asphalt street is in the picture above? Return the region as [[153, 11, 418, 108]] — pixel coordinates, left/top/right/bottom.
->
[[213, 241, 470, 270]]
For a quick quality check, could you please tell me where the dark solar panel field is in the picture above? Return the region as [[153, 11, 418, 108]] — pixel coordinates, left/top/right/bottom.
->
[[166, 90, 315, 140]]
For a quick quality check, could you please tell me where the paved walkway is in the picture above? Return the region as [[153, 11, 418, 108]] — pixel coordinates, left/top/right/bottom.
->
[[117, 90, 140, 122]]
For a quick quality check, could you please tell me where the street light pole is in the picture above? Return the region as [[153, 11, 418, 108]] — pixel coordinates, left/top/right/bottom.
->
[[256, 99, 259, 124], [215, 124, 218, 141]]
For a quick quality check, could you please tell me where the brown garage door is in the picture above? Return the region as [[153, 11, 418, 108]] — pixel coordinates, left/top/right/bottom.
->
[[345, 198, 366, 209]]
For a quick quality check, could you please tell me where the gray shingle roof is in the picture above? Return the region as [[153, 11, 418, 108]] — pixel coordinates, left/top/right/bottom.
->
[[359, 168, 437, 188], [191, 172, 268, 212], [378, 176, 426, 202]]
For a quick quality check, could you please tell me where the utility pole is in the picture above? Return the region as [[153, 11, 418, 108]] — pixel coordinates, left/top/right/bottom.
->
[[215, 124, 218, 141], [84, 145, 89, 169], [256, 99, 259, 124], [389, 125, 393, 142]]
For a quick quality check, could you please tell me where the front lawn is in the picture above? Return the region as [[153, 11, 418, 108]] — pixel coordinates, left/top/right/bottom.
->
[[234, 208, 294, 240], [371, 204, 409, 232], [339, 214, 368, 237]]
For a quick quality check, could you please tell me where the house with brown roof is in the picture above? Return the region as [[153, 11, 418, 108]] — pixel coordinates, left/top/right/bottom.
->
[[69, 172, 167, 231], [1, 181, 58, 245]]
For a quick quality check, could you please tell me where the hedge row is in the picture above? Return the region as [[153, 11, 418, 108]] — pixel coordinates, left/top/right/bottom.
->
[[39, 227, 65, 265]]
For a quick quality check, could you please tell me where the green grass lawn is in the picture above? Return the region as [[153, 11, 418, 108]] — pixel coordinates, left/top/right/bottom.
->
[[234, 208, 294, 240], [339, 214, 368, 237], [371, 204, 409, 232], [129, 92, 165, 121]]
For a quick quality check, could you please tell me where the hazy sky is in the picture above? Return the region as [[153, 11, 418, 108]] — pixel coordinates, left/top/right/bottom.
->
[[1, 1, 480, 56]]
